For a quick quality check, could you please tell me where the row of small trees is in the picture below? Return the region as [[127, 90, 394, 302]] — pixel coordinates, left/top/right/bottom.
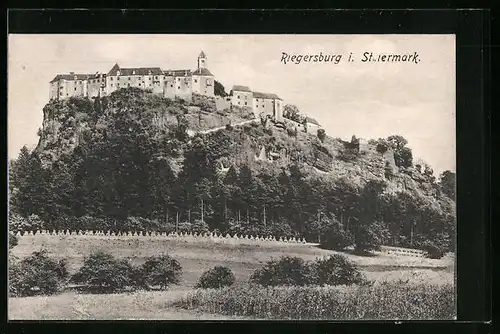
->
[[9, 248, 366, 297]]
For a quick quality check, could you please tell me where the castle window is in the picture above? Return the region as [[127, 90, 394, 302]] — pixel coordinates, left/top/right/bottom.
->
[[244, 102, 247, 106], [139, 83, 141, 86], [178, 86, 180, 90], [111, 84, 113, 87], [237, 95, 240, 99], [170, 84, 173, 87], [238, 101, 240, 105], [110, 77, 113, 81], [74, 87, 77, 91], [128, 77, 131, 80], [194, 79, 197, 83]]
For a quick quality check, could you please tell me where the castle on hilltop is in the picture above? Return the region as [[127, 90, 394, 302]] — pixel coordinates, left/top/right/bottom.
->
[[49, 51, 290, 122], [49, 51, 216, 102]]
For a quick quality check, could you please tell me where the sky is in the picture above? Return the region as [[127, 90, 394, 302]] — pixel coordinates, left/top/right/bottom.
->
[[8, 34, 456, 174]]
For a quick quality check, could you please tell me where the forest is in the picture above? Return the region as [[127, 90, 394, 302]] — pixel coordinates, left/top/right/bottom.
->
[[8, 88, 456, 254]]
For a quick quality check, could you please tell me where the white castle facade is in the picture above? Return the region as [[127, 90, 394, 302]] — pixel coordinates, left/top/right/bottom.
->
[[49, 51, 290, 122]]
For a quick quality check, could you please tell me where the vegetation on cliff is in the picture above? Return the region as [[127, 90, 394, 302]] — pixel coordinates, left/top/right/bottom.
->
[[9, 88, 456, 253]]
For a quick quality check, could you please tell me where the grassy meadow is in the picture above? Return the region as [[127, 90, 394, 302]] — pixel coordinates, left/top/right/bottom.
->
[[8, 234, 455, 320]]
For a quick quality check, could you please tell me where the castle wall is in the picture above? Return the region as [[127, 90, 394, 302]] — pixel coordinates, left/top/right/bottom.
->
[[305, 122, 320, 134], [232, 91, 253, 108], [49, 82, 59, 100], [254, 97, 283, 122], [192, 75, 215, 97], [215, 96, 232, 111]]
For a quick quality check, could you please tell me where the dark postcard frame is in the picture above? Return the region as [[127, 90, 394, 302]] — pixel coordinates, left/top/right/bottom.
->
[[4, 8, 491, 334]]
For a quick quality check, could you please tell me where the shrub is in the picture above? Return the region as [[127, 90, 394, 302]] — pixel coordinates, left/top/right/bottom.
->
[[250, 256, 312, 287], [9, 250, 69, 297], [423, 242, 444, 259], [9, 233, 18, 249], [138, 254, 182, 290], [376, 140, 389, 154], [317, 128, 326, 142], [71, 251, 133, 293], [319, 218, 354, 251], [196, 266, 235, 289], [310, 255, 366, 286]]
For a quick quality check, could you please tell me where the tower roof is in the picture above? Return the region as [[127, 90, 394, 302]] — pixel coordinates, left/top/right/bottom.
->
[[198, 50, 207, 58]]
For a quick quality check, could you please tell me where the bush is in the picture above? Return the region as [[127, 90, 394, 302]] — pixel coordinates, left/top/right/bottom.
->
[[9, 250, 69, 297], [423, 242, 444, 259], [71, 251, 133, 293], [319, 216, 353, 251], [310, 255, 366, 286], [250, 256, 312, 287], [9, 233, 18, 249], [317, 128, 326, 142], [138, 254, 182, 290], [196, 266, 235, 289], [376, 141, 389, 154]]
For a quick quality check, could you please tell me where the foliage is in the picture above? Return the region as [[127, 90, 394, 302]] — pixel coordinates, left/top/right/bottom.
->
[[9, 250, 69, 297], [138, 254, 182, 290], [422, 242, 445, 259], [439, 170, 456, 200], [250, 256, 312, 287], [214, 80, 228, 97], [376, 139, 389, 154], [8, 91, 455, 252], [9, 233, 18, 249], [387, 135, 413, 168], [317, 128, 326, 142], [70, 251, 133, 292], [309, 255, 366, 286], [318, 215, 353, 250], [196, 265, 236, 289], [283, 104, 305, 123], [175, 281, 455, 320]]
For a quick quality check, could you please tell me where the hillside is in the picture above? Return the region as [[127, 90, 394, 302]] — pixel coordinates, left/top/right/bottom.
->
[[11, 87, 456, 253]]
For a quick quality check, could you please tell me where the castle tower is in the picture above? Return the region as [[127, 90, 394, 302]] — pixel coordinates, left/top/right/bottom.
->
[[198, 50, 207, 69]]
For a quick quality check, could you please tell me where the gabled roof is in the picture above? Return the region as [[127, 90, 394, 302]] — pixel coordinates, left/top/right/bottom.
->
[[305, 116, 320, 125], [164, 69, 192, 77], [50, 73, 93, 83], [253, 91, 282, 100], [232, 85, 251, 92], [199, 50, 207, 58], [192, 68, 214, 76], [108, 64, 163, 76]]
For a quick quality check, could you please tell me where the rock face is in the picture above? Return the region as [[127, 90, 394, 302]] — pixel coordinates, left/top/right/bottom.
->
[[33, 92, 439, 202]]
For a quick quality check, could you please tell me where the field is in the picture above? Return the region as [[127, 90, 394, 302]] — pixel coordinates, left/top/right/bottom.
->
[[8, 235, 455, 320]]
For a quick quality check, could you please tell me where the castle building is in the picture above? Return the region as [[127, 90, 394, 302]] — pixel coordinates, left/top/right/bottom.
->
[[231, 86, 283, 122], [48, 51, 215, 101], [48, 51, 285, 123]]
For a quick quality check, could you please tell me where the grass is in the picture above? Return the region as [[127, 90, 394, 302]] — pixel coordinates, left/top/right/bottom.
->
[[174, 282, 455, 320], [8, 234, 455, 319]]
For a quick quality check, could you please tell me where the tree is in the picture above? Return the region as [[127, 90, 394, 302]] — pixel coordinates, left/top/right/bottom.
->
[[317, 128, 326, 142], [138, 254, 182, 290], [196, 266, 235, 289], [214, 80, 228, 97], [387, 135, 413, 168], [9, 250, 69, 296], [283, 104, 304, 123], [71, 251, 133, 293], [439, 170, 456, 200]]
